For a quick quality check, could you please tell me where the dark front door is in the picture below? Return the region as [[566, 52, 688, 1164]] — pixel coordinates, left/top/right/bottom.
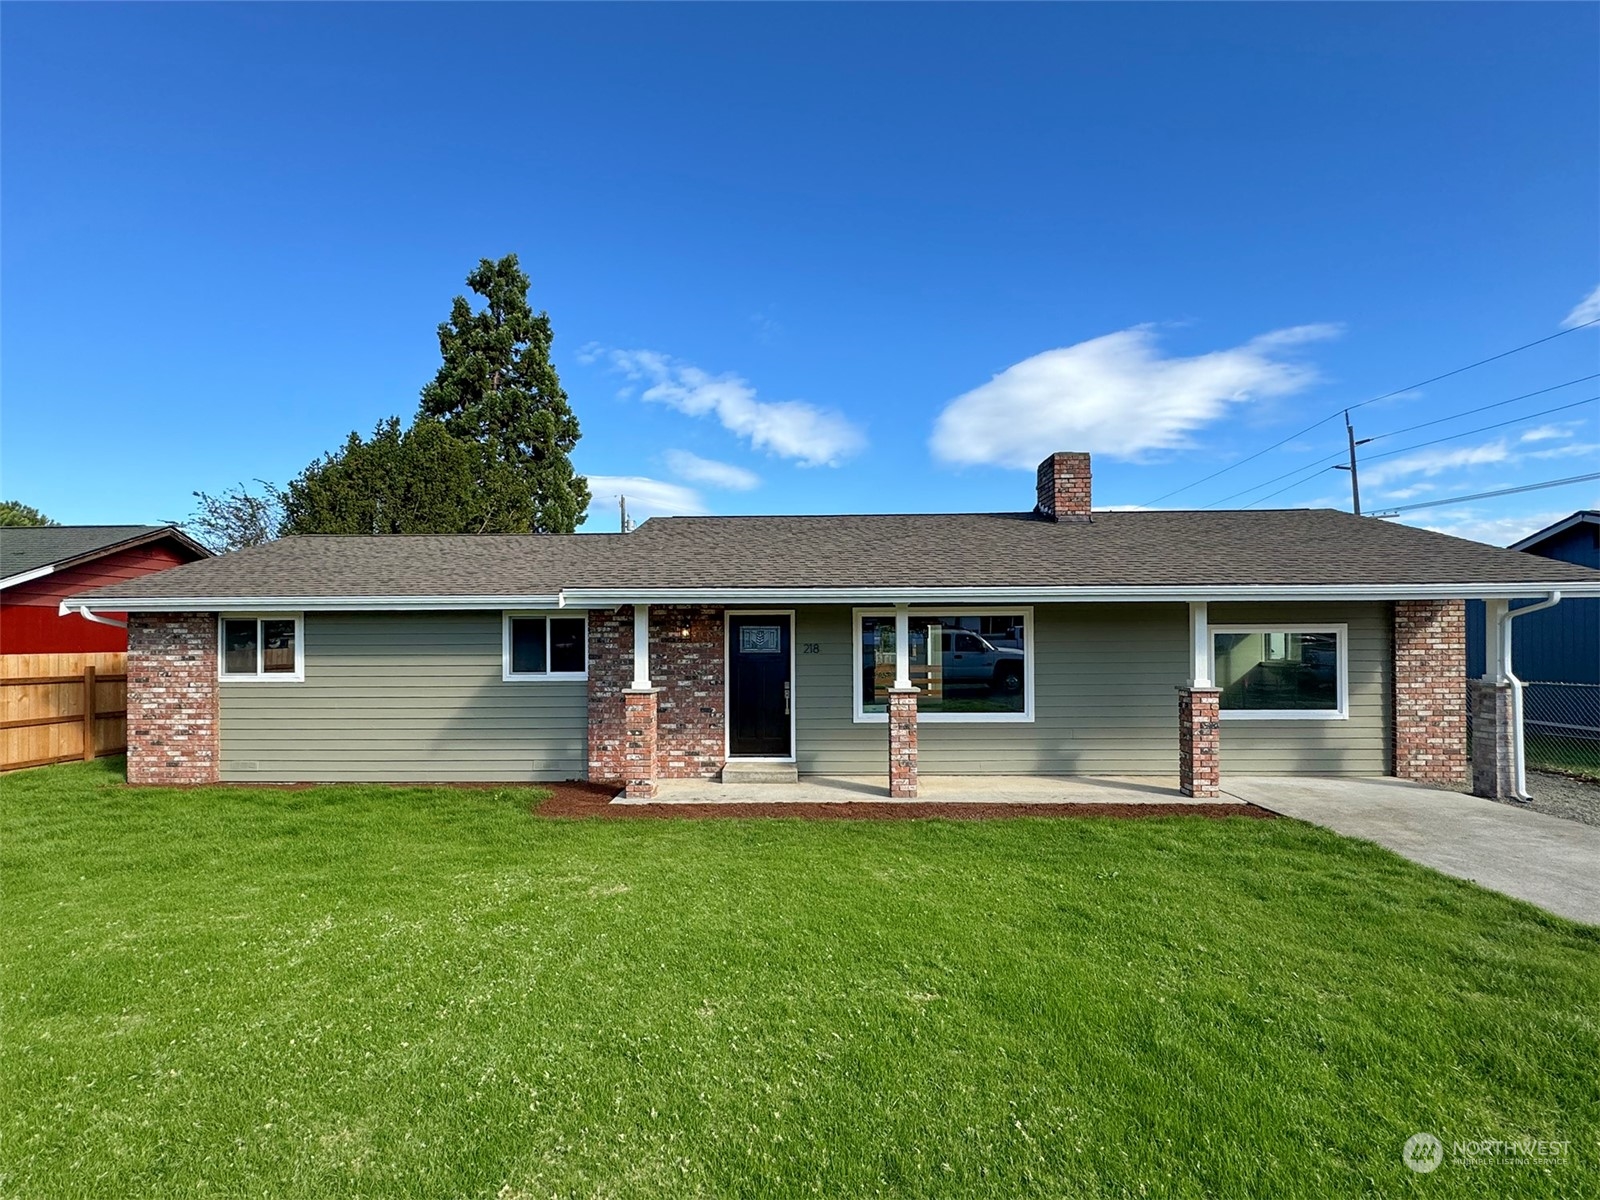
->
[[728, 614, 792, 758]]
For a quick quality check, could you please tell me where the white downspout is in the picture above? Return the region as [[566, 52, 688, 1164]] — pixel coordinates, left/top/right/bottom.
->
[[59, 601, 128, 630], [1498, 590, 1562, 801]]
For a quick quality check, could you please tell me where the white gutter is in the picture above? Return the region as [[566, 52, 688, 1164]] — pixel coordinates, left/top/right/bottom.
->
[[1497, 590, 1563, 801], [0, 563, 57, 591], [58, 600, 128, 629], [59, 580, 1600, 615]]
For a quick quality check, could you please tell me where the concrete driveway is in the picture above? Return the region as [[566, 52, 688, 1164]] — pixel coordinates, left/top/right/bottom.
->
[[1225, 776, 1600, 927]]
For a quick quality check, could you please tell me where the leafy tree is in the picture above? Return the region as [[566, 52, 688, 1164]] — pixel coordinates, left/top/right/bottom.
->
[[178, 483, 283, 553], [280, 417, 489, 535], [419, 254, 589, 532], [0, 501, 58, 527]]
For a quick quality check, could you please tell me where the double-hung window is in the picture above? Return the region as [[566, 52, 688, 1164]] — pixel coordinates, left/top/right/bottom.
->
[[220, 615, 304, 681], [503, 613, 588, 681], [853, 608, 1032, 722], [1211, 625, 1347, 719]]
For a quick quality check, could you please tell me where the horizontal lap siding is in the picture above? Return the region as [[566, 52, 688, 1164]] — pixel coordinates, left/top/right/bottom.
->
[[795, 604, 1187, 776], [219, 612, 586, 782], [1211, 602, 1392, 776], [794, 602, 1391, 777]]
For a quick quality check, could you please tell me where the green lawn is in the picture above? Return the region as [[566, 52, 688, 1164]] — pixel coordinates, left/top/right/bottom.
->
[[3, 761, 1596, 1198]]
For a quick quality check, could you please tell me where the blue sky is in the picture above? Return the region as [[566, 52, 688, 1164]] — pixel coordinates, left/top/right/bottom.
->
[[3, 3, 1596, 545]]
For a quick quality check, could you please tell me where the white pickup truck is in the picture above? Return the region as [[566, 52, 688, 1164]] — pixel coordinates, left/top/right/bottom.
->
[[937, 629, 1025, 694]]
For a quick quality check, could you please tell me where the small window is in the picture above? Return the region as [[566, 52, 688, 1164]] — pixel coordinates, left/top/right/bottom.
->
[[504, 613, 587, 680], [220, 615, 303, 681], [1212, 627, 1346, 720]]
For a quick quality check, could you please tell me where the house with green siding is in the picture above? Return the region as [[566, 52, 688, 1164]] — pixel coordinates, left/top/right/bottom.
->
[[64, 453, 1600, 802]]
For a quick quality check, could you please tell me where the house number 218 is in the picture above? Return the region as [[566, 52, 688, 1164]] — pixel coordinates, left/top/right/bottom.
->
[[802, 642, 821, 654]]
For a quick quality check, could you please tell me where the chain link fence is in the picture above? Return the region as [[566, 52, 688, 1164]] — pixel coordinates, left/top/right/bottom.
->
[[1523, 682, 1600, 781], [1469, 681, 1600, 782]]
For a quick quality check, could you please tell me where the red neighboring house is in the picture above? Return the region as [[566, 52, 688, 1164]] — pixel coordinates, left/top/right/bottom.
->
[[0, 525, 210, 654]]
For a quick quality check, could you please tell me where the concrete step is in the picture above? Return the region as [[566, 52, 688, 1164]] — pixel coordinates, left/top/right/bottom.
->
[[720, 761, 800, 785]]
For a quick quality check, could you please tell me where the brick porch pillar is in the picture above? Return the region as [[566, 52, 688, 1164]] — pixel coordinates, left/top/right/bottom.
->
[[888, 687, 919, 799], [1393, 600, 1468, 787], [621, 688, 660, 800], [126, 612, 220, 785], [1177, 687, 1221, 799], [1470, 680, 1517, 801]]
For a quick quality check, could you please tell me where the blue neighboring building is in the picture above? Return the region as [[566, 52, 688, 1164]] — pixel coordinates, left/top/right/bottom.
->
[[1467, 511, 1600, 684]]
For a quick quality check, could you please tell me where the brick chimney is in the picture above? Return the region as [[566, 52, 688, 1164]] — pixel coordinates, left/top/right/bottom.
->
[[1035, 452, 1092, 522]]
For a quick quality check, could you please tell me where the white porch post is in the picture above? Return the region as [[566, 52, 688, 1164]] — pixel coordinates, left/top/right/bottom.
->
[[1483, 598, 1509, 682], [1187, 601, 1212, 687], [893, 605, 911, 689], [631, 603, 651, 689]]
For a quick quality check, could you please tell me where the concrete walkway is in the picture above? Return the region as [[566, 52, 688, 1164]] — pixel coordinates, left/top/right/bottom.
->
[[640, 775, 1225, 805], [1224, 776, 1600, 927]]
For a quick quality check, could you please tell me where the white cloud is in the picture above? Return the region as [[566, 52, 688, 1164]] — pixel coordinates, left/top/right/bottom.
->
[[1519, 424, 1576, 443], [583, 475, 706, 525], [595, 349, 866, 467], [1413, 508, 1576, 548], [663, 449, 760, 491], [1529, 440, 1600, 461], [929, 324, 1341, 468], [1560, 284, 1600, 329], [1381, 483, 1436, 501], [1363, 441, 1513, 489]]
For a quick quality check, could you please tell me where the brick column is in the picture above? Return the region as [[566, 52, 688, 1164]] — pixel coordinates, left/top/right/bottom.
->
[[1470, 680, 1517, 801], [1393, 600, 1468, 787], [126, 612, 220, 785], [887, 687, 919, 799], [621, 689, 659, 799], [1177, 687, 1221, 799]]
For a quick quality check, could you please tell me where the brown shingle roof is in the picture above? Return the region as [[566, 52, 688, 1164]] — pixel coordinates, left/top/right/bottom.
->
[[69, 509, 1600, 605]]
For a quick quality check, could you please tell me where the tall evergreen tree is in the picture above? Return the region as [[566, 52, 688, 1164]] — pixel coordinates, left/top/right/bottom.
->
[[419, 254, 589, 533]]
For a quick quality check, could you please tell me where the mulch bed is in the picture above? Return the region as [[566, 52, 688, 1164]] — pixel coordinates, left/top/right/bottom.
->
[[534, 781, 1277, 821]]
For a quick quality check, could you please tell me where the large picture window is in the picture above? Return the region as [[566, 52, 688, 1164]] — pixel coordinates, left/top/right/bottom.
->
[[219, 615, 303, 682], [503, 613, 588, 681], [854, 609, 1031, 722], [1211, 626, 1347, 719]]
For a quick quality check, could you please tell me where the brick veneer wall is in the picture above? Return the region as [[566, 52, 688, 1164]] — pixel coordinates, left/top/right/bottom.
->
[[888, 687, 919, 798], [1393, 600, 1468, 787], [1177, 687, 1220, 798], [1035, 452, 1092, 521], [126, 612, 220, 785], [587, 605, 726, 784], [1470, 680, 1516, 801]]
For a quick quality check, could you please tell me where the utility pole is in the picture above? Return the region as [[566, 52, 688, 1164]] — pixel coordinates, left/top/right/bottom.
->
[[619, 494, 630, 533], [1334, 410, 1372, 516]]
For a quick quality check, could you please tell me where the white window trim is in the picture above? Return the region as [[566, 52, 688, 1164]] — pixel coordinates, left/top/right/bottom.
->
[[218, 612, 305, 683], [1210, 623, 1348, 721], [502, 611, 589, 682], [851, 606, 1035, 724]]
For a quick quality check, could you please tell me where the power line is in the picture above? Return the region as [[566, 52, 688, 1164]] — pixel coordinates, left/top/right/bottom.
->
[[1360, 374, 1599, 445], [1238, 395, 1599, 510], [1357, 394, 1598, 467], [1142, 318, 1600, 506], [1371, 472, 1600, 516], [1201, 377, 1599, 509]]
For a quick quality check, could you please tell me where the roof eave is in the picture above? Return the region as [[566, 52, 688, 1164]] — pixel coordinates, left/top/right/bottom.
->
[[62, 580, 1600, 613]]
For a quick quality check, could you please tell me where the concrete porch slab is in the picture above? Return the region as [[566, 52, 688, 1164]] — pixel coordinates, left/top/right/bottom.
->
[[628, 774, 1225, 806], [1224, 775, 1600, 927]]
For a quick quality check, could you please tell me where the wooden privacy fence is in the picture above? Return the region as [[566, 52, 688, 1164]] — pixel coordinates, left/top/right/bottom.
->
[[2, 653, 128, 771]]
